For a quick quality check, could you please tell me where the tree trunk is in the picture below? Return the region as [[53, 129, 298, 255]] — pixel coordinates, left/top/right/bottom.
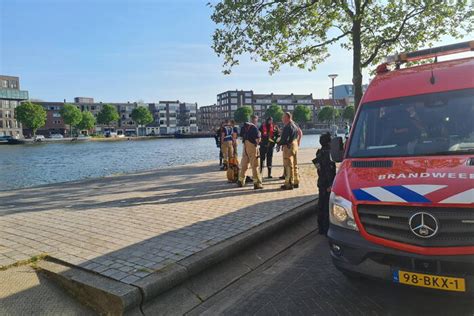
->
[[352, 5, 363, 110]]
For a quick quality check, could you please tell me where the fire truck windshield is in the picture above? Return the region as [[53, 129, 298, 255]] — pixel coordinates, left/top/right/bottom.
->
[[348, 88, 474, 158]]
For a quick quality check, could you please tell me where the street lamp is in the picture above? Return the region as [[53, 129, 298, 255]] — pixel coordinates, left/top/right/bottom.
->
[[328, 74, 338, 135], [328, 74, 338, 104]]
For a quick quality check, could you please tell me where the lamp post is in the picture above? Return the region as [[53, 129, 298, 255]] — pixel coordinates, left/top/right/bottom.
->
[[328, 74, 338, 135]]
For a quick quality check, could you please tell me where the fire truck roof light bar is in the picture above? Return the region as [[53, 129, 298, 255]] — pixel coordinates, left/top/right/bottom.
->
[[385, 40, 474, 64]]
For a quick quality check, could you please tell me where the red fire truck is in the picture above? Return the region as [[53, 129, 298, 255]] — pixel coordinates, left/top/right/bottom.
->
[[328, 41, 474, 293]]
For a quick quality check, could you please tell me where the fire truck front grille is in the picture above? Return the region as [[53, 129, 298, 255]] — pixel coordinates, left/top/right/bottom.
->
[[357, 205, 474, 247]]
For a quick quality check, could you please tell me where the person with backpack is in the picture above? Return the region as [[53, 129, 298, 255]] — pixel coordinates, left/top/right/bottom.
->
[[237, 115, 263, 190], [220, 120, 236, 170], [313, 132, 336, 235], [259, 116, 279, 179]]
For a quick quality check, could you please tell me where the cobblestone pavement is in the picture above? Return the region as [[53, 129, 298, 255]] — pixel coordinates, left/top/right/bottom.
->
[[0, 148, 317, 285], [191, 230, 474, 316]]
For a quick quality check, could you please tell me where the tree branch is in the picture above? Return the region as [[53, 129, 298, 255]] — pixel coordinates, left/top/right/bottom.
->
[[337, 0, 354, 18], [280, 30, 351, 63], [361, 6, 428, 67]]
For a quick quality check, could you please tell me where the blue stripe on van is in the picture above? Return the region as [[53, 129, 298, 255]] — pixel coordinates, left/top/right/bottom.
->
[[352, 189, 380, 202], [382, 185, 431, 203]]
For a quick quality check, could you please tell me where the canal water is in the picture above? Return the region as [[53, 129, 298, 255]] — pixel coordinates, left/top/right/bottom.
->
[[0, 135, 323, 191]]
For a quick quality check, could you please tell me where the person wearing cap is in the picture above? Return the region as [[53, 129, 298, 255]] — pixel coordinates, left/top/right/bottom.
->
[[277, 112, 300, 190], [238, 115, 263, 189], [259, 116, 279, 178], [313, 132, 336, 235]]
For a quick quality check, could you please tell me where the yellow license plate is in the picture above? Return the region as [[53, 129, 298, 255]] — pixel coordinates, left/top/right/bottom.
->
[[394, 270, 466, 292]]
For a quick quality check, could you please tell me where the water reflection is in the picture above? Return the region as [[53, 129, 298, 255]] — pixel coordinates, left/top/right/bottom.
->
[[0, 135, 321, 191]]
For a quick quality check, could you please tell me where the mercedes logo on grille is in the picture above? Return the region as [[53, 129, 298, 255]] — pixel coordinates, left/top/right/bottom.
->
[[409, 212, 439, 238]]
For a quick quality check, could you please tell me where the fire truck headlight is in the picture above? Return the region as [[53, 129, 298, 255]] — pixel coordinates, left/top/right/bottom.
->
[[329, 193, 358, 231]]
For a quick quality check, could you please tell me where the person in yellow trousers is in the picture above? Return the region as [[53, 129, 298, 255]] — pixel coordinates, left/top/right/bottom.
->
[[277, 112, 300, 190], [237, 115, 263, 190], [220, 120, 236, 170]]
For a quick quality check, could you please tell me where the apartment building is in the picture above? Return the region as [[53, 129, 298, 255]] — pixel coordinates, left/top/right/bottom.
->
[[0, 75, 29, 137], [199, 90, 325, 131], [153, 101, 198, 135]]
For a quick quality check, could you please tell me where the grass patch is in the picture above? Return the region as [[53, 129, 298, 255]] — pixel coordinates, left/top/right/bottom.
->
[[0, 253, 48, 271]]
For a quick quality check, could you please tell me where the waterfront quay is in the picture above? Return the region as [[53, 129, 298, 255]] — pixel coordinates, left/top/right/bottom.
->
[[0, 148, 317, 284]]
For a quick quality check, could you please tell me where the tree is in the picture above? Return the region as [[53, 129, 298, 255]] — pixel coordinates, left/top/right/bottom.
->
[[234, 106, 253, 123], [342, 106, 355, 122], [131, 106, 153, 126], [131, 106, 153, 136], [265, 104, 284, 123], [318, 107, 339, 124], [60, 103, 82, 136], [15, 101, 46, 136], [293, 105, 312, 128], [97, 104, 119, 127], [77, 111, 96, 132], [210, 1, 472, 109]]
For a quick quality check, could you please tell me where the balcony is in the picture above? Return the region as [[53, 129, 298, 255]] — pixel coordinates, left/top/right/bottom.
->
[[0, 88, 29, 100]]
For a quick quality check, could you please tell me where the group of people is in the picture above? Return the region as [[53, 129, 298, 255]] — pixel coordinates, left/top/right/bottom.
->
[[214, 112, 302, 190], [214, 115, 337, 236]]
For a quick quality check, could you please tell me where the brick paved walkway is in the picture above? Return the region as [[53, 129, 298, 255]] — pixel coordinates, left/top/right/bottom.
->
[[0, 148, 317, 285]]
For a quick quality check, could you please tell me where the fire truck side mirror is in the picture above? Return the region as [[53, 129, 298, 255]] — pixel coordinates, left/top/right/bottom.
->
[[330, 136, 344, 163]]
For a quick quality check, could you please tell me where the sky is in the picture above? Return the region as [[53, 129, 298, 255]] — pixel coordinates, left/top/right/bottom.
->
[[1, 0, 472, 107]]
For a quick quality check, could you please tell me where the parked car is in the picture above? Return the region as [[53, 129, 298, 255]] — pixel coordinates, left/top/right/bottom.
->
[[34, 135, 45, 142], [49, 134, 64, 139]]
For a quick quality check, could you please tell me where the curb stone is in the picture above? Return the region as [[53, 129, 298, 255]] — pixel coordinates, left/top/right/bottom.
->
[[37, 260, 143, 315]]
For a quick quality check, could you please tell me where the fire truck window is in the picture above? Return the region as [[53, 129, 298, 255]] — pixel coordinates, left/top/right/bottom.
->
[[348, 88, 474, 158]]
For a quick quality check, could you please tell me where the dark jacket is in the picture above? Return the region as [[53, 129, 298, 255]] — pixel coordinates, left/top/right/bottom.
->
[[314, 147, 336, 188], [240, 122, 260, 145], [214, 128, 222, 148], [278, 122, 298, 146]]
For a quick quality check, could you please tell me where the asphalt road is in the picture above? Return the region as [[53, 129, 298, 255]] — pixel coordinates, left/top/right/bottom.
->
[[189, 230, 474, 316]]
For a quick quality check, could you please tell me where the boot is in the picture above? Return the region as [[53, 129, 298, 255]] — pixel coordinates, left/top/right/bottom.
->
[[279, 175, 285, 180], [281, 184, 293, 190], [254, 183, 263, 190], [267, 167, 273, 179], [237, 180, 244, 187]]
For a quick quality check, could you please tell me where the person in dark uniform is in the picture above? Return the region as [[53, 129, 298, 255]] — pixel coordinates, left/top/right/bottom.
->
[[313, 132, 336, 235], [277, 112, 300, 190], [214, 123, 224, 169], [238, 115, 263, 189], [259, 117, 279, 178]]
